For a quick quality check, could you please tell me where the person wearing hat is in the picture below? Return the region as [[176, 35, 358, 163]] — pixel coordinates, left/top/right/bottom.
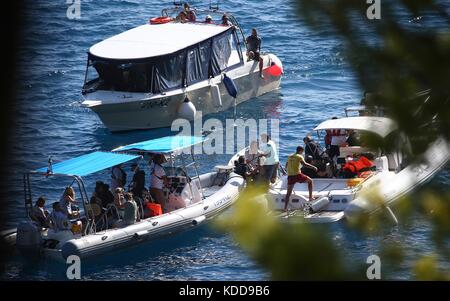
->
[[149, 154, 168, 207], [205, 15, 213, 24], [130, 163, 146, 199]]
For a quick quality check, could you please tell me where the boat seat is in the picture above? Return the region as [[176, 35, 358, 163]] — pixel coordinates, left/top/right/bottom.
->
[[201, 186, 221, 198], [374, 156, 388, 171], [339, 146, 369, 157], [386, 154, 400, 171]]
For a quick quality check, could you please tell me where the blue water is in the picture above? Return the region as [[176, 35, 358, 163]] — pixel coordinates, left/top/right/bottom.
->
[[2, 0, 449, 280]]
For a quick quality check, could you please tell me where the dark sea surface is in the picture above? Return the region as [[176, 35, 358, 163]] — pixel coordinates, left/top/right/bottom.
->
[[2, 0, 449, 280]]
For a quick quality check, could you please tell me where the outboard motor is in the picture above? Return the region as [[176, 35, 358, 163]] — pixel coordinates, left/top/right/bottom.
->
[[16, 221, 42, 258]]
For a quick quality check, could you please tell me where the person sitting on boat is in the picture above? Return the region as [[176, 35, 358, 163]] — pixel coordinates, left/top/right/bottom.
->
[[113, 187, 125, 209], [129, 163, 146, 199], [221, 14, 233, 26], [303, 136, 322, 161], [260, 134, 279, 184], [284, 146, 318, 211], [149, 154, 168, 207], [93, 181, 114, 209], [301, 155, 330, 178], [245, 140, 264, 177], [183, 3, 196, 22], [234, 156, 252, 180], [114, 193, 140, 228], [50, 202, 72, 232], [30, 196, 50, 228], [111, 164, 127, 192], [204, 15, 213, 24], [59, 186, 79, 219], [246, 28, 264, 78], [176, 11, 188, 23], [346, 130, 360, 147]]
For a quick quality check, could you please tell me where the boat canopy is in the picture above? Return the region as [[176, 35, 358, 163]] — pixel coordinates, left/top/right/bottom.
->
[[84, 23, 241, 94], [34, 151, 141, 177], [113, 135, 207, 154], [90, 23, 230, 60], [313, 116, 397, 138]]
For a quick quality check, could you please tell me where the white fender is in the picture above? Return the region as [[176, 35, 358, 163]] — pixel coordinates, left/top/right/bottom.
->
[[177, 97, 197, 120], [310, 196, 330, 212], [210, 84, 222, 107], [192, 215, 206, 226]]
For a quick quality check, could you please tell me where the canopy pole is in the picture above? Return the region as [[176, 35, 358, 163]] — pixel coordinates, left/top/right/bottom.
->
[[190, 150, 204, 200], [180, 153, 195, 202], [74, 176, 94, 235]]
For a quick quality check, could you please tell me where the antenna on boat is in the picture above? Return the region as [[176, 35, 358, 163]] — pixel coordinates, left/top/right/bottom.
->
[[46, 156, 53, 177]]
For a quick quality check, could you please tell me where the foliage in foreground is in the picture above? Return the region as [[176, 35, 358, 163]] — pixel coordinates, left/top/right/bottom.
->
[[217, 1, 449, 280]]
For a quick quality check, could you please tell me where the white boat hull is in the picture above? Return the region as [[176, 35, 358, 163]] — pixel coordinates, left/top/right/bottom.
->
[[82, 54, 282, 132], [12, 172, 244, 260], [230, 137, 450, 224]]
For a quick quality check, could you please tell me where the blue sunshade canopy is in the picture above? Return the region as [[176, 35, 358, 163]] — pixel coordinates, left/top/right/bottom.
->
[[113, 135, 207, 154], [34, 151, 141, 177]]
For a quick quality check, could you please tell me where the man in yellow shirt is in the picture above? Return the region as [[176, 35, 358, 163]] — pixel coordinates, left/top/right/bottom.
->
[[284, 146, 318, 211]]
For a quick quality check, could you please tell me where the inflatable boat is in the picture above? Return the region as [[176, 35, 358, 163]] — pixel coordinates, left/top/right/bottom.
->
[[11, 135, 244, 260], [229, 109, 450, 224]]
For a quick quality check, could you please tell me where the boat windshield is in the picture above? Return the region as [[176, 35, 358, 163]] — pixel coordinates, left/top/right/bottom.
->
[[83, 28, 242, 94]]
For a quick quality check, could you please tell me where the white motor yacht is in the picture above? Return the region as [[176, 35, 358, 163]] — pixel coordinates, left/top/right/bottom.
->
[[81, 5, 282, 131]]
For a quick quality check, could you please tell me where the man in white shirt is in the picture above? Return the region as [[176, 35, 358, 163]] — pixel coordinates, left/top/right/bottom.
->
[[260, 134, 279, 184], [149, 154, 168, 207]]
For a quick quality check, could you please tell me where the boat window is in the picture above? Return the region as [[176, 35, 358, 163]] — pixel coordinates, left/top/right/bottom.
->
[[186, 40, 211, 85], [227, 32, 241, 67], [210, 28, 242, 76], [85, 58, 152, 93], [154, 51, 186, 91], [211, 30, 233, 75]]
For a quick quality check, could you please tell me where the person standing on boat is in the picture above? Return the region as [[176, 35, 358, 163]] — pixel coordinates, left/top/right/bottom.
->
[[130, 163, 146, 199], [246, 28, 264, 78], [284, 146, 318, 211], [149, 154, 168, 207], [111, 164, 126, 192], [327, 117, 347, 162], [260, 134, 279, 184]]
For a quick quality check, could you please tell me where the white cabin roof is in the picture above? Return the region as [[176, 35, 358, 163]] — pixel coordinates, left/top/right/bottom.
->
[[313, 116, 397, 138], [89, 22, 230, 60]]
